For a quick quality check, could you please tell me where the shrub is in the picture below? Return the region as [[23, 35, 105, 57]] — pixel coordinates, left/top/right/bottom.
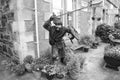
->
[[79, 35, 98, 48], [95, 23, 114, 43], [64, 48, 81, 80], [5, 61, 16, 72], [13, 64, 26, 75], [41, 64, 66, 80], [23, 55, 34, 64], [11, 56, 20, 65], [104, 45, 120, 59], [32, 48, 53, 71], [32, 63, 42, 71]]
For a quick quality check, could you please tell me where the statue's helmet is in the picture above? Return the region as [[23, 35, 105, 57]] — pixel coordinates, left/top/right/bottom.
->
[[53, 17, 62, 25]]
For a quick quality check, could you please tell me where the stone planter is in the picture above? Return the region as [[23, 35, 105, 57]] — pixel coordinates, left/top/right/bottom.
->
[[104, 45, 120, 71], [104, 56, 120, 71]]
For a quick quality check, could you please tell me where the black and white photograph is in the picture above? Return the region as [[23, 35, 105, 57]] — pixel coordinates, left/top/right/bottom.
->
[[0, 0, 120, 80]]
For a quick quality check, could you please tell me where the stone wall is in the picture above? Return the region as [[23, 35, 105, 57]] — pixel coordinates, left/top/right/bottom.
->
[[14, 0, 52, 61], [78, 11, 91, 36], [0, 0, 18, 58], [37, 0, 51, 55], [77, 0, 92, 35], [76, 0, 120, 36]]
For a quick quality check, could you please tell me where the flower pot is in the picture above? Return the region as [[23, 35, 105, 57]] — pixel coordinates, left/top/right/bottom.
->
[[104, 56, 120, 71], [46, 73, 55, 80], [56, 73, 64, 79], [25, 63, 32, 73], [33, 71, 41, 79], [104, 45, 120, 71]]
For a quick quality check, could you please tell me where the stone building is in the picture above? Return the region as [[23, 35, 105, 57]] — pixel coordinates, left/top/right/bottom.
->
[[2, 0, 120, 62], [0, 0, 68, 62], [0, 0, 53, 62], [72, 0, 120, 35], [15, 0, 52, 61], [0, 0, 17, 59]]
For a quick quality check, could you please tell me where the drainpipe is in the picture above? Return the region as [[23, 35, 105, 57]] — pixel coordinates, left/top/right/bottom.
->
[[102, 0, 105, 23], [34, 0, 40, 58], [92, 7, 96, 35]]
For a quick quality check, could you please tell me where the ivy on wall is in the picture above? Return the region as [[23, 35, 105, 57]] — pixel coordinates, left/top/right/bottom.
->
[[0, 0, 18, 59]]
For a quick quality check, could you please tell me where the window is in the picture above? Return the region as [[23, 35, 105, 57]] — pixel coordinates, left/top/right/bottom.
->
[[25, 20, 34, 32]]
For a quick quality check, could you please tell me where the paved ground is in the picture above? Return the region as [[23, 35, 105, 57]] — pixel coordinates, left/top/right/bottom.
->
[[0, 43, 120, 80], [78, 43, 120, 80]]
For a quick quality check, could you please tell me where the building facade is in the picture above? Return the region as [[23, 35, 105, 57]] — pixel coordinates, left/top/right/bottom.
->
[[3, 0, 53, 62], [2, 0, 120, 62], [6, 0, 67, 61], [0, 0, 17, 59], [72, 0, 120, 36]]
